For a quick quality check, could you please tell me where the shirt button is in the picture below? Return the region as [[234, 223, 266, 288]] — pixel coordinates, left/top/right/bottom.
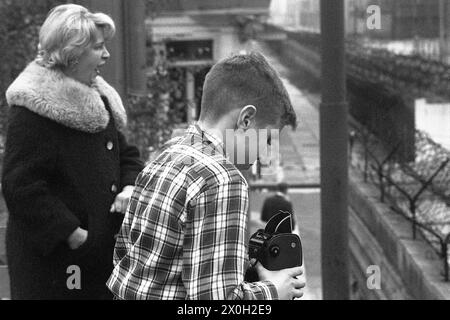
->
[[111, 184, 118, 193], [106, 141, 114, 150]]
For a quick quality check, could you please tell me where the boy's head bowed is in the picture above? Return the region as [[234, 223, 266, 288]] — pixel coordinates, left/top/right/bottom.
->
[[199, 51, 297, 130]]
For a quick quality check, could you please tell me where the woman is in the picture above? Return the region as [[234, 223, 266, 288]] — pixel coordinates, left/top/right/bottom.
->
[[2, 4, 143, 299]]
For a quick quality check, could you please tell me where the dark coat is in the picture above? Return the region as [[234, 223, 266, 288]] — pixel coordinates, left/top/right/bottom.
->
[[2, 61, 144, 299], [261, 193, 296, 229]]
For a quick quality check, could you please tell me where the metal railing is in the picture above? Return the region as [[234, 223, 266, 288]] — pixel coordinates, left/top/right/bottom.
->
[[349, 119, 450, 281], [249, 182, 320, 191]]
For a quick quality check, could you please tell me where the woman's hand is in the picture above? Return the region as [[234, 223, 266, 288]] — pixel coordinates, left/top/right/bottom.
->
[[67, 227, 88, 250], [110, 185, 134, 214]]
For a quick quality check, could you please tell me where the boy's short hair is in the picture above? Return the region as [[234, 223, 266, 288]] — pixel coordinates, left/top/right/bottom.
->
[[199, 51, 297, 129]]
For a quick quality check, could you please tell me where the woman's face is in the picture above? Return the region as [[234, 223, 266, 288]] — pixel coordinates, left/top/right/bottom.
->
[[76, 27, 110, 83]]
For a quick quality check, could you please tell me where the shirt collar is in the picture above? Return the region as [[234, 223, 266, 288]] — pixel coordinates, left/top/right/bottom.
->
[[187, 123, 226, 156], [186, 123, 249, 186]]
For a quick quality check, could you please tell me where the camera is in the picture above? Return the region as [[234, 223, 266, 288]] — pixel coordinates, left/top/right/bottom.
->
[[245, 211, 302, 281]]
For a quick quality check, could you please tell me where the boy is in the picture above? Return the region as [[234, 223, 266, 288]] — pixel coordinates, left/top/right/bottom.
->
[[107, 52, 305, 300]]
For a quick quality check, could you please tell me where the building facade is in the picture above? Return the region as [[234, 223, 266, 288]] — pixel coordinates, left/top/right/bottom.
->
[[269, 0, 450, 62], [270, 0, 318, 32], [146, 0, 272, 124]]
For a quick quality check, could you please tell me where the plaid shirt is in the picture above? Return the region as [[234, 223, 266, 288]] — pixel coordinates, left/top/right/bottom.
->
[[106, 125, 278, 300]]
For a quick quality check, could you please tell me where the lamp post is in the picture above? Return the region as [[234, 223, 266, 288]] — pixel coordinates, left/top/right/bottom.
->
[[124, 0, 147, 96], [320, 0, 350, 300]]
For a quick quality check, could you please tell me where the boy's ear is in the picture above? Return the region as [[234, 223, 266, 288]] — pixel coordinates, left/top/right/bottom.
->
[[236, 105, 257, 130]]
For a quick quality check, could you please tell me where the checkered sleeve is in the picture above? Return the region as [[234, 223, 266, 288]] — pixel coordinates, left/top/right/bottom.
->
[[182, 180, 278, 300]]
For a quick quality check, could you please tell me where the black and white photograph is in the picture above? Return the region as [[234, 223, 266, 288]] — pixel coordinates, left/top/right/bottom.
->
[[0, 0, 449, 306]]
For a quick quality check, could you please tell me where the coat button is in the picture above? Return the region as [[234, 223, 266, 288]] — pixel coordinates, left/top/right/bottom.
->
[[111, 184, 118, 193], [106, 141, 114, 150]]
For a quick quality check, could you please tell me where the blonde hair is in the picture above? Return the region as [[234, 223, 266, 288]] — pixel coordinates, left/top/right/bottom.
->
[[36, 4, 115, 68]]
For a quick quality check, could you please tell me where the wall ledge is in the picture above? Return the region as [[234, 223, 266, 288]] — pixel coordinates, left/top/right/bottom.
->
[[349, 168, 450, 299]]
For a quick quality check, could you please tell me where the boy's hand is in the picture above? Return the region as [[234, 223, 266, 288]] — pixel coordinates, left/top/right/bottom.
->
[[110, 185, 134, 214], [67, 227, 88, 250], [255, 263, 305, 300]]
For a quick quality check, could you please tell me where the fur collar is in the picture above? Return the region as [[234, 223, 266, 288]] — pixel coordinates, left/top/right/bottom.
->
[[5, 61, 127, 133]]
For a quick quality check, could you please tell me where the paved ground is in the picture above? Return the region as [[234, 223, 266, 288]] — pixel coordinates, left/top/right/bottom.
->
[[247, 41, 323, 300]]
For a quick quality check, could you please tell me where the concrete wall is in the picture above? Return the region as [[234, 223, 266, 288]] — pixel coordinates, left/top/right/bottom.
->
[[349, 169, 450, 299]]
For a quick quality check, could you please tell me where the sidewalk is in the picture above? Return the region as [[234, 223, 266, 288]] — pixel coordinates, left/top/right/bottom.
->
[[248, 41, 322, 300]]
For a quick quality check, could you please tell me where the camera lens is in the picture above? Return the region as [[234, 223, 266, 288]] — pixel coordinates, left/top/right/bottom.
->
[[269, 245, 280, 257]]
